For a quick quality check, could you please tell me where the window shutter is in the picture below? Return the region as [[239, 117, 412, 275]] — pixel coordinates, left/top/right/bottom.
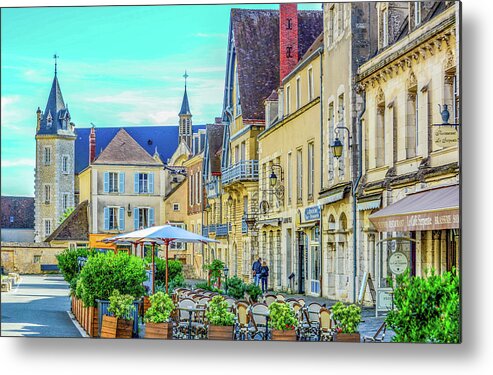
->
[[104, 172, 109, 193], [119, 207, 125, 231], [149, 208, 155, 227], [104, 207, 109, 231], [134, 173, 139, 193], [149, 172, 154, 194], [134, 208, 139, 229], [119, 172, 125, 193]]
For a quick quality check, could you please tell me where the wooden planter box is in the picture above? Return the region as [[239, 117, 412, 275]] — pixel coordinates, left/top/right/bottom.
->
[[208, 325, 234, 340], [144, 322, 173, 339], [333, 332, 361, 343], [143, 296, 151, 315], [116, 318, 134, 338], [100, 315, 118, 338], [71, 297, 98, 337], [271, 329, 297, 341]]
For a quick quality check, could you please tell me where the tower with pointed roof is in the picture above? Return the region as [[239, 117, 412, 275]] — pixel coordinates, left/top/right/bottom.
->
[[178, 71, 193, 149], [34, 57, 76, 242]]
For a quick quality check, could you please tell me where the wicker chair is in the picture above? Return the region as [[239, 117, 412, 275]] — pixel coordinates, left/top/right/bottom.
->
[[250, 303, 270, 340], [318, 307, 333, 341], [263, 294, 277, 306], [235, 302, 255, 340]]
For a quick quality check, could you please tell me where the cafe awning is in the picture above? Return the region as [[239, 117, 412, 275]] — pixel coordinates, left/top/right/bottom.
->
[[369, 184, 459, 232]]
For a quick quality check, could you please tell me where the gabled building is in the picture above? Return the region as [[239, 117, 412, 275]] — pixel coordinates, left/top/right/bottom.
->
[[217, 4, 323, 282]]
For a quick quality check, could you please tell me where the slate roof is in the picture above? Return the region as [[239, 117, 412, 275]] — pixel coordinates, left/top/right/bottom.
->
[[206, 123, 225, 175], [93, 128, 163, 166], [45, 200, 89, 242], [230, 9, 323, 121], [37, 75, 73, 135], [74, 125, 206, 174], [179, 86, 192, 116], [1, 196, 34, 229]]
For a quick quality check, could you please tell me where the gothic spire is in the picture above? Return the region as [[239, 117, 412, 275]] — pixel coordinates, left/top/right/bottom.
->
[[179, 70, 191, 116]]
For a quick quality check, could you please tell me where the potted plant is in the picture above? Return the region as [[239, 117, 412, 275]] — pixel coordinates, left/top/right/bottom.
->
[[144, 292, 175, 339], [331, 302, 361, 342], [206, 295, 235, 340], [107, 290, 135, 338], [269, 302, 298, 341]]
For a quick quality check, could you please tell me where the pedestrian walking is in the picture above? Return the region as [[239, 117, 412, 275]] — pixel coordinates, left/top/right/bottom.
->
[[252, 257, 262, 286], [260, 261, 269, 293]]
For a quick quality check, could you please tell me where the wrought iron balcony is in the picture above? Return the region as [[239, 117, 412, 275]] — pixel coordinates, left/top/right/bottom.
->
[[216, 223, 230, 237], [222, 160, 259, 186]]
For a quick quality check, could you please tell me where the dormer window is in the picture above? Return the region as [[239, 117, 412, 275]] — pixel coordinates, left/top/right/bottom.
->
[[46, 113, 53, 127]]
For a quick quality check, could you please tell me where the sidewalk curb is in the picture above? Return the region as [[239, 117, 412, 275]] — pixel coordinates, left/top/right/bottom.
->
[[66, 310, 89, 338]]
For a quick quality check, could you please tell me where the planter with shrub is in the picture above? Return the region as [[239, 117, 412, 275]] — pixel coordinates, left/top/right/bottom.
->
[[331, 302, 361, 342], [269, 302, 298, 341], [144, 292, 175, 339], [206, 295, 235, 340], [105, 290, 135, 338]]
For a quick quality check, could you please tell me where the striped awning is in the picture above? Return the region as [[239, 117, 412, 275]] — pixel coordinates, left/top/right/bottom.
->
[[318, 190, 345, 206], [357, 195, 381, 211]]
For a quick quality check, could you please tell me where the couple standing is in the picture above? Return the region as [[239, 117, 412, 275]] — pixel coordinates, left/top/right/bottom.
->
[[252, 257, 269, 293]]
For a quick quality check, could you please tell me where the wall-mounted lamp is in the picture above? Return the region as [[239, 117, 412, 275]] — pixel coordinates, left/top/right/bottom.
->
[[330, 126, 352, 159], [265, 164, 284, 199], [227, 195, 233, 207], [127, 203, 132, 217]]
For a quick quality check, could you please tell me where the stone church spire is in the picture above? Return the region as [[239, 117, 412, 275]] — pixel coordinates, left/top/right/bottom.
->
[[178, 70, 192, 149]]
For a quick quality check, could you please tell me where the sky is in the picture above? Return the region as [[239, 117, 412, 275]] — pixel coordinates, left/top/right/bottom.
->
[[1, 1, 322, 197]]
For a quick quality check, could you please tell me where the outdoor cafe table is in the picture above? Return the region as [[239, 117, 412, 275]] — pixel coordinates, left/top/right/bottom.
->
[[251, 310, 270, 340], [176, 306, 206, 339]]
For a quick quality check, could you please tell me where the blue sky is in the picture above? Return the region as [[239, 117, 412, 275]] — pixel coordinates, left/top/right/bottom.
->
[[1, 2, 321, 197]]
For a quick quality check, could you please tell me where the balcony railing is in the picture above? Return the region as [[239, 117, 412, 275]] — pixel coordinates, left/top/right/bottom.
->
[[216, 223, 230, 237], [222, 160, 259, 186], [241, 218, 248, 234]]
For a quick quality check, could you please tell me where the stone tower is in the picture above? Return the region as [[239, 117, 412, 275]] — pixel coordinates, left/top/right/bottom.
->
[[178, 71, 192, 149], [34, 61, 76, 242]]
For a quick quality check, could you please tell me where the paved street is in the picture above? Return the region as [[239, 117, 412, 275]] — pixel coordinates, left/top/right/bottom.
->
[[1, 274, 81, 337]]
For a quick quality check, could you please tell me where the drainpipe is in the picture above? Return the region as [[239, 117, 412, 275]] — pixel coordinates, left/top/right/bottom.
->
[[353, 91, 366, 303], [318, 47, 324, 296]]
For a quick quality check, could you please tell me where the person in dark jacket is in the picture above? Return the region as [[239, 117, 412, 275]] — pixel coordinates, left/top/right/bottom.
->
[[260, 261, 269, 293], [252, 257, 262, 286]]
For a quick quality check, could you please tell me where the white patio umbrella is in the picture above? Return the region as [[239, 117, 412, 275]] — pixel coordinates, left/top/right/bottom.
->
[[104, 225, 218, 294]]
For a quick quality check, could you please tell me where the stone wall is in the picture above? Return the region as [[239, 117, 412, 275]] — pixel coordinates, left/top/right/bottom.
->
[[0, 241, 66, 274]]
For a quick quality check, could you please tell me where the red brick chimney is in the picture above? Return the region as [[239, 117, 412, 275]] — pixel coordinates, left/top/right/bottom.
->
[[279, 3, 299, 83], [89, 126, 96, 163]]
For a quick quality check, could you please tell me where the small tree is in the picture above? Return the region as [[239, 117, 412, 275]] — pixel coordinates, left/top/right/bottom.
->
[[58, 207, 75, 224]]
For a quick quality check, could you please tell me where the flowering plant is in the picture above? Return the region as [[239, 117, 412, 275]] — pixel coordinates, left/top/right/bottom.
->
[[269, 302, 298, 331]]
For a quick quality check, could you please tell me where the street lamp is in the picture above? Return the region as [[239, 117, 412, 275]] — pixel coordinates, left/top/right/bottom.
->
[[269, 171, 277, 187], [330, 126, 352, 158], [223, 266, 229, 294]]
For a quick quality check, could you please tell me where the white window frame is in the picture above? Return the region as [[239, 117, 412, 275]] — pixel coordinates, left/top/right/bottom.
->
[[138, 173, 149, 193], [44, 184, 51, 204], [308, 68, 314, 102], [173, 203, 180, 212], [43, 146, 51, 165], [62, 155, 69, 174], [308, 142, 314, 200], [62, 193, 70, 211], [170, 223, 186, 250], [287, 152, 292, 206], [109, 172, 119, 193], [382, 9, 389, 48], [138, 207, 150, 229], [108, 206, 120, 231], [43, 218, 52, 238], [414, 2, 422, 26], [296, 148, 303, 203], [286, 85, 291, 115], [296, 77, 301, 110]]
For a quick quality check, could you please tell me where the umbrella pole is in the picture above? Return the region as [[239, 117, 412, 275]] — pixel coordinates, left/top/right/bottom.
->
[[152, 243, 155, 295], [165, 240, 169, 294]]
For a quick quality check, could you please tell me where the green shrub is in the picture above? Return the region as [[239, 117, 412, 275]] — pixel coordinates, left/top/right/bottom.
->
[[269, 302, 298, 331], [244, 283, 262, 302], [108, 290, 135, 320], [78, 251, 147, 307], [56, 247, 94, 293], [386, 269, 460, 343], [225, 276, 245, 299], [206, 295, 235, 326], [144, 292, 175, 323], [194, 281, 223, 293], [203, 259, 225, 286], [145, 256, 184, 289], [331, 302, 361, 334]]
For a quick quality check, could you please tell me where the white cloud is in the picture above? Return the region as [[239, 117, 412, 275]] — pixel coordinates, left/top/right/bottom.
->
[[1, 158, 35, 168]]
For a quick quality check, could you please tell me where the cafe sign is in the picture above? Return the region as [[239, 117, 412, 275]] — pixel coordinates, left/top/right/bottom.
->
[[370, 209, 459, 232], [434, 126, 459, 148], [388, 252, 408, 275]]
